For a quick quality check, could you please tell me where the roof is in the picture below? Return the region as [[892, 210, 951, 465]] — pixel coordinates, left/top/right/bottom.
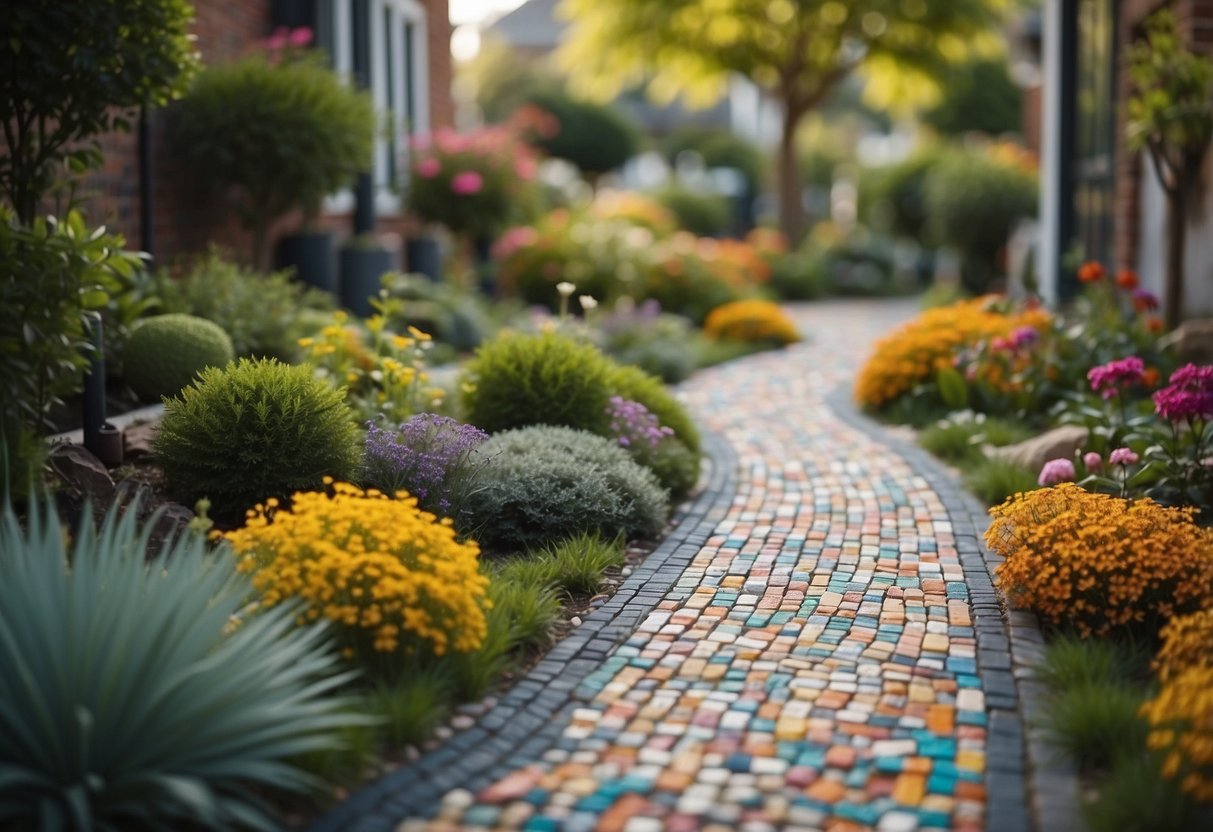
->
[[485, 0, 564, 51]]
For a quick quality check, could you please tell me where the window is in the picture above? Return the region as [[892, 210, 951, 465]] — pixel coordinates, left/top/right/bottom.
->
[[1071, 0, 1117, 266]]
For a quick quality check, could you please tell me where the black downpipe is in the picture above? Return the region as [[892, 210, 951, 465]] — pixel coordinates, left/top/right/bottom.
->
[[352, 0, 375, 234], [138, 108, 153, 258], [1057, 1, 1079, 302]]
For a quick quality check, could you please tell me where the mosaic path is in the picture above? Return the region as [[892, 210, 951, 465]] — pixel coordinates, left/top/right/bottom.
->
[[316, 299, 1033, 832]]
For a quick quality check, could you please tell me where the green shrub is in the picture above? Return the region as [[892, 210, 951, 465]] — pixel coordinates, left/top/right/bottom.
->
[[629, 436, 700, 502], [459, 331, 614, 435], [524, 89, 641, 181], [497, 532, 627, 597], [123, 313, 235, 402], [860, 148, 946, 242], [460, 426, 668, 552], [378, 273, 491, 353], [0, 498, 361, 830], [1084, 752, 1211, 832], [596, 304, 698, 383], [654, 185, 731, 237], [964, 456, 1039, 507], [1034, 634, 1150, 692], [155, 358, 360, 521], [663, 127, 766, 195], [770, 247, 832, 300], [157, 249, 337, 360], [607, 364, 701, 453]]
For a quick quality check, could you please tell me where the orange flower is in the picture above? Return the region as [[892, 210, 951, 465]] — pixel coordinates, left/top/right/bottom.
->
[[1116, 269, 1139, 290], [1077, 261, 1106, 283], [1143, 367, 1161, 388], [1147, 317, 1166, 333]]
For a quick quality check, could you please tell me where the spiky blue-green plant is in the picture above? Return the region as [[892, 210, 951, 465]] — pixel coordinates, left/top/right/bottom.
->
[[0, 499, 364, 831]]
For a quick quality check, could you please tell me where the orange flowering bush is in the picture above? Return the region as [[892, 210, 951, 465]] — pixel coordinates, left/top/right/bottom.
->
[[1141, 665, 1213, 801], [223, 481, 490, 661], [985, 483, 1213, 637], [704, 299, 801, 346], [855, 297, 1050, 410], [1154, 609, 1213, 680]]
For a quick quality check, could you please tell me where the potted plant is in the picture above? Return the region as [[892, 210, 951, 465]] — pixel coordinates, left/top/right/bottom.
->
[[339, 233, 398, 317], [171, 29, 375, 289]]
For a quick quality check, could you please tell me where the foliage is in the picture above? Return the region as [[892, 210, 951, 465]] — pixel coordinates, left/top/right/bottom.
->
[[0, 497, 360, 830], [0, 0, 198, 222], [855, 296, 1050, 411], [1084, 751, 1211, 832], [921, 55, 1022, 137], [0, 211, 143, 431], [607, 363, 701, 453], [360, 668, 453, 749], [639, 234, 758, 324], [919, 416, 989, 466], [704, 299, 802, 346], [1154, 609, 1213, 682], [662, 126, 767, 194], [1040, 682, 1149, 770], [985, 483, 1213, 638], [462, 426, 668, 552], [122, 313, 234, 402], [769, 245, 832, 301], [522, 88, 641, 179], [224, 482, 490, 669], [297, 312, 445, 424], [1141, 665, 1213, 802], [654, 184, 731, 237], [593, 300, 698, 383], [157, 248, 337, 360], [1033, 634, 1150, 692], [964, 456, 1040, 507], [459, 330, 615, 435], [924, 145, 1038, 293], [377, 272, 493, 353], [360, 414, 491, 520], [604, 396, 700, 500], [155, 358, 361, 521], [496, 532, 627, 597], [860, 147, 948, 242], [172, 46, 374, 264], [407, 125, 539, 239]]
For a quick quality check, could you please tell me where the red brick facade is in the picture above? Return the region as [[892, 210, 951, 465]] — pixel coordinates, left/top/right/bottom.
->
[[78, 0, 452, 267]]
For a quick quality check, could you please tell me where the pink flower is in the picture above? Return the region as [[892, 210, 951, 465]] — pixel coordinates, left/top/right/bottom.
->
[[1087, 356, 1145, 399], [1083, 451, 1103, 471], [514, 156, 537, 181], [415, 157, 441, 179], [1038, 458, 1076, 486], [492, 226, 537, 260], [288, 26, 314, 47], [990, 336, 1013, 353], [1109, 447, 1139, 466], [450, 171, 484, 195], [264, 26, 289, 51], [1011, 326, 1040, 349], [434, 128, 467, 154], [1153, 363, 1213, 422]]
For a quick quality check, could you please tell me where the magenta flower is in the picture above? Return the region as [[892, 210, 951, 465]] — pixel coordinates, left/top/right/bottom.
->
[[1109, 447, 1139, 466], [1131, 289, 1160, 312], [451, 171, 484, 195], [1087, 356, 1145, 399], [1038, 457, 1077, 486], [1153, 363, 1213, 422], [416, 157, 441, 179], [1083, 451, 1103, 471], [288, 26, 314, 47], [1011, 326, 1040, 349]]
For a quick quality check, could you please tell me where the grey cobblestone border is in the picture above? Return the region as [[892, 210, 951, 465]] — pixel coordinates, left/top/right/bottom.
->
[[825, 388, 1082, 832], [308, 429, 740, 832]]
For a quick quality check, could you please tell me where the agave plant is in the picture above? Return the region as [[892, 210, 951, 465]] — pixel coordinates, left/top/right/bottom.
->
[[0, 499, 363, 830]]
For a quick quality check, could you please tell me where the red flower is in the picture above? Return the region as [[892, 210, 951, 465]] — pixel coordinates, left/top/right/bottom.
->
[[1115, 269, 1139, 290], [1077, 261, 1106, 283]]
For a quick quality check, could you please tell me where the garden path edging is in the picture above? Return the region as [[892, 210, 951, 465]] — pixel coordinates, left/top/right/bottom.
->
[[825, 387, 1082, 832], [307, 428, 739, 832]]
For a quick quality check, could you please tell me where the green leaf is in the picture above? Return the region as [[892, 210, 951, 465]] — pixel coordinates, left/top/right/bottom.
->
[[936, 366, 970, 410]]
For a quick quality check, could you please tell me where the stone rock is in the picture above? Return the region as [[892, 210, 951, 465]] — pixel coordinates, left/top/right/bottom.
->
[[148, 502, 195, 552], [1163, 318, 1213, 364], [123, 421, 159, 459], [49, 444, 115, 501], [985, 425, 1087, 475]]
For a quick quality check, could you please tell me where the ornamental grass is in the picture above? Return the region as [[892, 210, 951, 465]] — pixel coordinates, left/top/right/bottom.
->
[[223, 482, 490, 662], [854, 297, 1050, 410], [1141, 665, 1213, 802], [703, 299, 802, 346], [985, 483, 1213, 638]]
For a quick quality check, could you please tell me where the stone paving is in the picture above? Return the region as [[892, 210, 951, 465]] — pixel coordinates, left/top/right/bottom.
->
[[314, 299, 1034, 832]]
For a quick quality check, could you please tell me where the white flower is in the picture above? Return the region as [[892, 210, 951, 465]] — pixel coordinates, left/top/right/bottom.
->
[[579, 295, 598, 311], [556, 281, 576, 297]]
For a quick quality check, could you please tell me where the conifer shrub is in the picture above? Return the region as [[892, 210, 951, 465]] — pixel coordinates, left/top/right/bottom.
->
[[461, 426, 668, 551], [155, 358, 360, 521], [123, 313, 235, 401]]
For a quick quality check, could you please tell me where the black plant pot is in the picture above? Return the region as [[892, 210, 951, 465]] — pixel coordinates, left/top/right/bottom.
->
[[473, 236, 496, 296], [404, 235, 442, 281], [277, 232, 336, 294], [339, 245, 396, 317]]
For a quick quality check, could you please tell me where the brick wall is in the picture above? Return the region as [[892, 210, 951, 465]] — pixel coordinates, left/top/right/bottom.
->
[[425, 0, 454, 129]]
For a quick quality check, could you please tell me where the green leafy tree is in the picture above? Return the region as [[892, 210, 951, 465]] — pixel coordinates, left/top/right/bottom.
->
[[524, 89, 642, 186], [1126, 10, 1213, 328], [557, 0, 1008, 241], [922, 55, 1022, 137], [0, 0, 199, 223]]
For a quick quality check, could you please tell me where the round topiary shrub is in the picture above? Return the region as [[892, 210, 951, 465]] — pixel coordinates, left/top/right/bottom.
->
[[459, 331, 615, 435], [607, 363, 701, 454], [460, 425, 668, 552], [155, 358, 360, 521], [124, 313, 235, 402], [704, 299, 802, 346]]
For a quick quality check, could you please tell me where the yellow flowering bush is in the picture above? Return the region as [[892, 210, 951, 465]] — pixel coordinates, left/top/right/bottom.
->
[[1154, 609, 1213, 680], [854, 297, 1050, 409], [1141, 665, 1213, 802], [985, 483, 1213, 637], [223, 481, 490, 659], [704, 299, 801, 346], [297, 311, 444, 423]]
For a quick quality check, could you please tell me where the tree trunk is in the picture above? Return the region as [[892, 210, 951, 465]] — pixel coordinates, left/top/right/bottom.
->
[[1165, 186, 1186, 329], [777, 105, 807, 244]]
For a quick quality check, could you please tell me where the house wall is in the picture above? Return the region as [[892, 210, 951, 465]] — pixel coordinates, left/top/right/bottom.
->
[[76, 0, 452, 268]]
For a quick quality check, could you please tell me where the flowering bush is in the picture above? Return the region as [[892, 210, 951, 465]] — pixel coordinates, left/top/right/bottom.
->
[[606, 396, 675, 449], [590, 190, 678, 235], [639, 233, 760, 324], [406, 125, 538, 238], [1154, 609, 1213, 681], [224, 482, 490, 661], [298, 311, 444, 423], [592, 299, 698, 383], [985, 483, 1213, 637], [704, 299, 802, 346], [361, 414, 491, 519], [604, 396, 699, 500], [1141, 665, 1213, 801]]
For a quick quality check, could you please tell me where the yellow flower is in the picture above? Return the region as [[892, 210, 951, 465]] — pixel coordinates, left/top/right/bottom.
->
[[1141, 665, 1213, 801], [704, 299, 801, 346]]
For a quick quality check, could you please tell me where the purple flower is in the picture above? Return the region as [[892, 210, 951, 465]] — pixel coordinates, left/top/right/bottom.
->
[[362, 414, 490, 517], [1038, 457, 1076, 486], [1011, 326, 1040, 350], [1109, 447, 1139, 466], [1153, 363, 1213, 423], [1082, 451, 1103, 471], [1087, 356, 1145, 399], [605, 396, 674, 451]]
